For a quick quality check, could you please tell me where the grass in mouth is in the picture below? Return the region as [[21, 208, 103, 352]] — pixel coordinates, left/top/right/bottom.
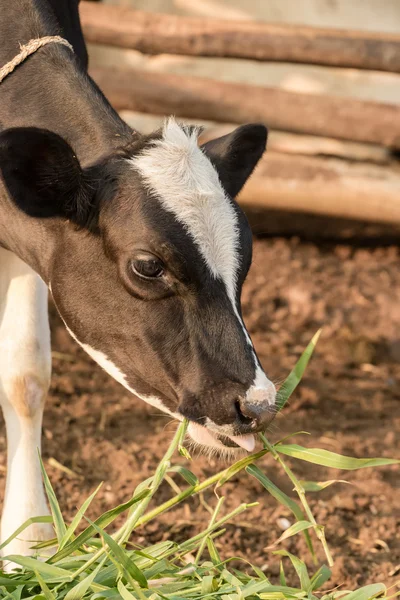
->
[[0, 330, 398, 600]]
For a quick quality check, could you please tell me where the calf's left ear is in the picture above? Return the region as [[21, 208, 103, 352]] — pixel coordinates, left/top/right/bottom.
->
[[201, 123, 267, 198], [0, 127, 94, 226]]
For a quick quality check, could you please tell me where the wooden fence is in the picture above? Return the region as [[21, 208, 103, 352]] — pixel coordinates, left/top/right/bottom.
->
[[80, 1, 400, 226]]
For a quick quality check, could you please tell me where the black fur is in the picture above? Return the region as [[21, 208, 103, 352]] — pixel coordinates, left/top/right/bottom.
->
[[47, 0, 88, 71], [0, 127, 94, 226], [202, 124, 267, 198]]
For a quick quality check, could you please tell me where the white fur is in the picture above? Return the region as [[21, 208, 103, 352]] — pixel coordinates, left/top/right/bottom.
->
[[246, 365, 276, 407], [0, 249, 53, 566], [61, 322, 177, 418], [131, 118, 240, 304]]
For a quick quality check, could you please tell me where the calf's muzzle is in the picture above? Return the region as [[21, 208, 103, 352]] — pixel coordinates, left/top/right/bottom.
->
[[178, 378, 276, 438]]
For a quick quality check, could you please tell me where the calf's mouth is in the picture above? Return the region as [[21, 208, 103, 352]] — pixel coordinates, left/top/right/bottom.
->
[[187, 421, 256, 452]]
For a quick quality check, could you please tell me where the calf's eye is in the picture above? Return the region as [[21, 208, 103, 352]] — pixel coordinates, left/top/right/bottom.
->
[[131, 256, 165, 280]]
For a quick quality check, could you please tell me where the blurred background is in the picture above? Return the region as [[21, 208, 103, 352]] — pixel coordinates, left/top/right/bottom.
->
[[4, 0, 400, 589]]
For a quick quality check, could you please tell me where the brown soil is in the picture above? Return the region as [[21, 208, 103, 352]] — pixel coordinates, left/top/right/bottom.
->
[[0, 233, 399, 590]]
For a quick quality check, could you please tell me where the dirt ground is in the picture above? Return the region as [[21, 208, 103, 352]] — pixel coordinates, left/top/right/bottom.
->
[[0, 225, 399, 590]]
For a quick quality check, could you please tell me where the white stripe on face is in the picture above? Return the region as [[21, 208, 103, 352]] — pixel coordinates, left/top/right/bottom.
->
[[130, 118, 240, 305], [60, 319, 178, 418]]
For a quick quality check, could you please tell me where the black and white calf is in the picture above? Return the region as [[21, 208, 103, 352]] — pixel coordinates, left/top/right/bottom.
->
[[0, 0, 276, 559]]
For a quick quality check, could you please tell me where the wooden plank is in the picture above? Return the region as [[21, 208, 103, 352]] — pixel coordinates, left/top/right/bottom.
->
[[89, 65, 400, 148], [117, 111, 391, 164], [87, 44, 400, 107], [238, 151, 400, 226], [80, 1, 400, 73], [244, 207, 400, 241], [198, 125, 391, 164]]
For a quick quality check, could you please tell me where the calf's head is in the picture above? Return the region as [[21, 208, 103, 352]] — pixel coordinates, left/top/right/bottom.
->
[[0, 119, 276, 452]]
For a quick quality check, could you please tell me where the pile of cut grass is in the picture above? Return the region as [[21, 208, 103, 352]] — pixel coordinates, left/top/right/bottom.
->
[[0, 332, 398, 600]]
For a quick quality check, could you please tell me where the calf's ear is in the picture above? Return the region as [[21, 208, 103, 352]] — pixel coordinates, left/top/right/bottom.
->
[[0, 127, 94, 226], [201, 123, 267, 198]]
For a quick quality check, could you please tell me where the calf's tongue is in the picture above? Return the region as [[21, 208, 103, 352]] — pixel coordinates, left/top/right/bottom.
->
[[226, 434, 255, 452]]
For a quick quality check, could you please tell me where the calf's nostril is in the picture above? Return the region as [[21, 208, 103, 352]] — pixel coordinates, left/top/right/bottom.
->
[[237, 397, 275, 430], [234, 399, 254, 426]]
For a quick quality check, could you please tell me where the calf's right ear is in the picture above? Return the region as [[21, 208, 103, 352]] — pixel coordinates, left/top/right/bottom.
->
[[201, 123, 268, 199], [0, 127, 94, 227]]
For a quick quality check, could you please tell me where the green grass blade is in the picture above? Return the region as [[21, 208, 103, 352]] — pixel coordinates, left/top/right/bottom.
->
[[195, 496, 225, 565], [38, 453, 66, 543], [248, 564, 268, 581], [10, 587, 24, 600], [310, 565, 331, 591], [273, 550, 311, 591], [206, 538, 221, 565], [35, 571, 56, 600], [59, 482, 103, 550], [246, 464, 304, 520], [88, 520, 148, 588], [267, 521, 313, 548], [201, 575, 218, 595], [132, 541, 175, 564], [340, 583, 386, 600], [91, 591, 121, 600], [300, 480, 350, 492], [167, 466, 198, 487], [245, 465, 315, 558], [216, 449, 269, 488], [64, 556, 107, 600], [242, 580, 303, 597], [117, 580, 138, 600], [50, 489, 150, 563], [275, 444, 399, 470], [134, 476, 154, 496], [221, 569, 242, 587], [31, 538, 58, 551], [0, 577, 24, 590], [4, 556, 72, 580], [277, 330, 321, 411], [279, 562, 286, 586], [0, 517, 53, 551]]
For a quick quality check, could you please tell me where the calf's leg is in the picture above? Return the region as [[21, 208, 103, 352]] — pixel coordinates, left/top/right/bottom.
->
[[0, 249, 53, 564]]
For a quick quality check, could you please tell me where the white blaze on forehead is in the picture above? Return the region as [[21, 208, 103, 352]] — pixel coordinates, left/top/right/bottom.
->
[[130, 118, 240, 303]]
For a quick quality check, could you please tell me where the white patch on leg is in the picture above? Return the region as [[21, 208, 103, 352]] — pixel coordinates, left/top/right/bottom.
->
[[0, 250, 53, 563]]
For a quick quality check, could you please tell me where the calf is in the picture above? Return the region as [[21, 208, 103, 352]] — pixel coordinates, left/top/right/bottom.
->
[[0, 0, 276, 559]]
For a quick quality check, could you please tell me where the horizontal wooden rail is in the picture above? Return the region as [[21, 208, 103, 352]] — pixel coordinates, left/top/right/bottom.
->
[[89, 66, 400, 148], [239, 151, 400, 226], [80, 1, 400, 73]]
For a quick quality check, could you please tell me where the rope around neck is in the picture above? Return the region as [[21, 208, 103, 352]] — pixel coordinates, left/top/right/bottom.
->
[[0, 36, 73, 84]]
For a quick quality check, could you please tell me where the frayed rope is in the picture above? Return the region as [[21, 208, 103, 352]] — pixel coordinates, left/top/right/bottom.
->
[[0, 36, 73, 84]]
